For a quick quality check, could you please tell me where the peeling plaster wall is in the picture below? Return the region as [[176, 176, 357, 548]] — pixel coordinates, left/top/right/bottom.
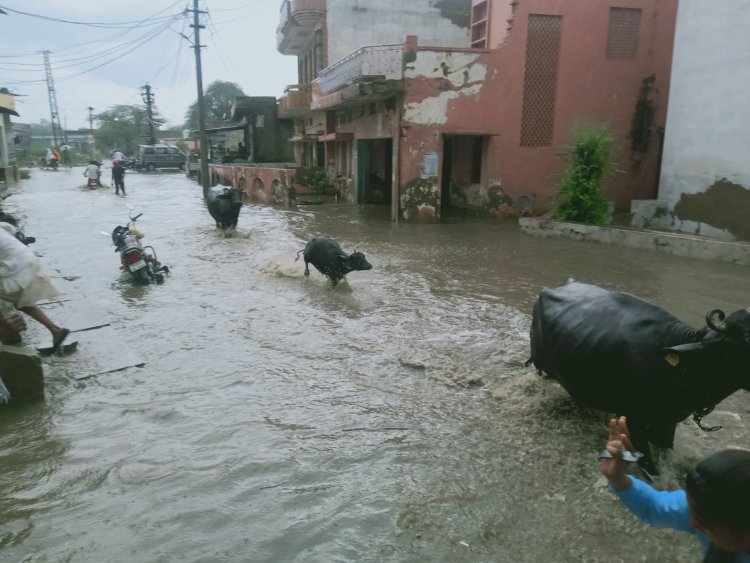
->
[[398, 48, 497, 220], [403, 51, 486, 125], [657, 1, 750, 234], [480, 0, 677, 213], [326, 0, 471, 64]]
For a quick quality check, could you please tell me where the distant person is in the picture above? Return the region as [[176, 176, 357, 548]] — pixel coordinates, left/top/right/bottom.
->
[[52, 147, 62, 164], [0, 223, 70, 352], [60, 144, 71, 167], [84, 160, 102, 186], [601, 416, 750, 561], [112, 160, 126, 196], [45, 147, 54, 167], [112, 149, 125, 162]]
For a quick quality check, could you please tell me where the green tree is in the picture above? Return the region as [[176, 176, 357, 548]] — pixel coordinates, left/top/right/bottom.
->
[[552, 123, 617, 226], [184, 80, 245, 130], [95, 105, 162, 155]]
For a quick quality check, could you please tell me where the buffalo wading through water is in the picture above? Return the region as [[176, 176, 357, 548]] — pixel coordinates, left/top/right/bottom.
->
[[296, 235, 372, 287], [528, 281, 750, 474], [206, 186, 243, 230]]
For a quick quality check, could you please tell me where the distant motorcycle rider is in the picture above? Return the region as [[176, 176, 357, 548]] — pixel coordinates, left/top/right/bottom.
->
[[44, 147, 56, 168], [84, 160, 102, 186]]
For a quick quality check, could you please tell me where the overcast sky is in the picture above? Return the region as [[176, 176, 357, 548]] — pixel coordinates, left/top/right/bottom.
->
[[0, 0, 298, 130]]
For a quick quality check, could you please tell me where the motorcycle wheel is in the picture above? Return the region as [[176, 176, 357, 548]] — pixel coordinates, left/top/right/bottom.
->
[[134, 268, 151, 285]]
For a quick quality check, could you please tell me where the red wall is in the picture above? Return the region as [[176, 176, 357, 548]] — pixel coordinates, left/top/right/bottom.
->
[[484, 0, 678, 212]]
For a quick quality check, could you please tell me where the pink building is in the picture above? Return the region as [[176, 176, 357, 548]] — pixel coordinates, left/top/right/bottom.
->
[[273, 0, 677, 221]]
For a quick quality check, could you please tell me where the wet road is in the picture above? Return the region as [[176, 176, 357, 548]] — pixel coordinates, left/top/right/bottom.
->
[[1, 166, 749, 562]]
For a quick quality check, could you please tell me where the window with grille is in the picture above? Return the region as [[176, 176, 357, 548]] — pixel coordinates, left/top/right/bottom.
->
[[607, 7, 641, 60], [520, 14, 562, 147]]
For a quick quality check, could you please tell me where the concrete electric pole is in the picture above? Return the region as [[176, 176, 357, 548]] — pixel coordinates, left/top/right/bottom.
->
[[87, 106, 95, 156], [140, 83, 157, 145], [188, 0, 210, 196]]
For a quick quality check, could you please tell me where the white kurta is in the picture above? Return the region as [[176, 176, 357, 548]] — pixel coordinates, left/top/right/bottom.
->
[[0, 227, 59, 308]]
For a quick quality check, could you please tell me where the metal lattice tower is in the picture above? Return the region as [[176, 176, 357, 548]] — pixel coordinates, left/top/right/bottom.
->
[[41, 50, 65, 146]]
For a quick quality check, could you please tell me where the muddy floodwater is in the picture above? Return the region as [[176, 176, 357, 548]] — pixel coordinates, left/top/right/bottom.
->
[[1, 167, 749, 562]]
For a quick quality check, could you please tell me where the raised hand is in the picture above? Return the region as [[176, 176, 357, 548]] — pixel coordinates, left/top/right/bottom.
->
[[600, 416, 635, 490]]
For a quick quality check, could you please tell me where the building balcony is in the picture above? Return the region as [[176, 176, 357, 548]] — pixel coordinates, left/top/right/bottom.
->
[[277, 0, 325, 56], [278, 84, 313, 119], [311, 43, 404, 110]]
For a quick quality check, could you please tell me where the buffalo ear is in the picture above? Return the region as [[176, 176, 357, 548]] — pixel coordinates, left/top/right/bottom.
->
[[662, 342, 705, 353], [659, 343, 705, 366]]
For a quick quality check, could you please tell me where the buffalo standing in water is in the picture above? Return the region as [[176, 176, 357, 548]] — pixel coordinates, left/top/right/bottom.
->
[[296, 235, 372, 287], [206, 186, 243, 229], [528, 281, 750, 473]]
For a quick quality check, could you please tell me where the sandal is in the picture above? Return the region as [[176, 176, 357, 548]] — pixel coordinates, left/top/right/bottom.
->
[[51, 328, 70, 354]]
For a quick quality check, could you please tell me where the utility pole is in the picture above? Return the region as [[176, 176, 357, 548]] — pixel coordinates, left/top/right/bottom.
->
[[87, 106, 95, 156], [41, 50, 64, 147], [140, 83, 157, 145], [188, 0, 210, 196]]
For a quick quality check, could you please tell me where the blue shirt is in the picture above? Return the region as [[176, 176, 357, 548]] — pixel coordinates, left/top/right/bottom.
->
[[614, 477, 750, 562]]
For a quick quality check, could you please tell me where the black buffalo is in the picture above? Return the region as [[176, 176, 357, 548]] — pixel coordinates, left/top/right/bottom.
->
[[529, 281, 750, 471], [206, 186, 243, 229], [296, 235, 372, 287]]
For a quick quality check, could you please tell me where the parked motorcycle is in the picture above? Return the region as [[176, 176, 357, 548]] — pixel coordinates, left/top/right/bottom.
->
[[110, 211, 169, 284]]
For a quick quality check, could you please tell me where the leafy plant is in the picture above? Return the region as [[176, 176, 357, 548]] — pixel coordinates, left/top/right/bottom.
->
[[305, 168, 329, 194], [552, 123, 616, 225]]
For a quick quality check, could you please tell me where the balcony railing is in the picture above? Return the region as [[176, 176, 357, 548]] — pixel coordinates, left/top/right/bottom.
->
[[278, 84, 313, 118], [317, 43, 404, 94]]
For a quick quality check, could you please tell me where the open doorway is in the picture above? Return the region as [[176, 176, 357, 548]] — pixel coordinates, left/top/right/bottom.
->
[[356, 138, 393, 205], [440, 134, 486, 217]]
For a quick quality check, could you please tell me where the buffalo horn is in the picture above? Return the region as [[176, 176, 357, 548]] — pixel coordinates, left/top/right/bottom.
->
[[706, 309, 727, 332]]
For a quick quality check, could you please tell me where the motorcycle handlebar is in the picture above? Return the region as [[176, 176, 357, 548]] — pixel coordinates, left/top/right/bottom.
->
[[131, 213, 143, 221]]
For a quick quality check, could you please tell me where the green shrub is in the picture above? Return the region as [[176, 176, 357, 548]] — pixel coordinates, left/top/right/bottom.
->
[[19, 169, 31, 180], [305, 167, 329, 194], [552, 123, 616, 225]]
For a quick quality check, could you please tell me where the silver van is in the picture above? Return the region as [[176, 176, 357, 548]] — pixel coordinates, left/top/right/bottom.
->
[[137, 144, 186, 171]]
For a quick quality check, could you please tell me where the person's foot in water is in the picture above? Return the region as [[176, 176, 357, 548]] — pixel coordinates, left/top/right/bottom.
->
[[51, 327, 70, 353]]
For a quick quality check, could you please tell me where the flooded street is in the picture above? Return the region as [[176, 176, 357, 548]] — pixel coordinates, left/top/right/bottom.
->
[[2, 167, 749, 562]]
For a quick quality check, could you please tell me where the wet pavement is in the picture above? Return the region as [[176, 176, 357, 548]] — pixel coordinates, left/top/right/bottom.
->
[[1, 165, 749, 562]]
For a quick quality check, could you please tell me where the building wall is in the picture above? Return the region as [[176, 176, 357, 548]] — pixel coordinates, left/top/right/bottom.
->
[[471, 0, 514, 48], [653, 0, 750, 241], [325, 0, 471, 64], [398, 46, 498, 219], [394, 0, 676, 220], [480, 0, 677, 214]]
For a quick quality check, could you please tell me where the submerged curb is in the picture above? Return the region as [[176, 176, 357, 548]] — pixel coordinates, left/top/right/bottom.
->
[[519, 218, 750, 267]]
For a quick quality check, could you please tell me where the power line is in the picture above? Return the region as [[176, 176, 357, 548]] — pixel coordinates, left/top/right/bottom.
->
[[0, 15, 182, 71], [0, 3, 181, 28], [1, 15, 182, 86], [205, 12, 234, 75]]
